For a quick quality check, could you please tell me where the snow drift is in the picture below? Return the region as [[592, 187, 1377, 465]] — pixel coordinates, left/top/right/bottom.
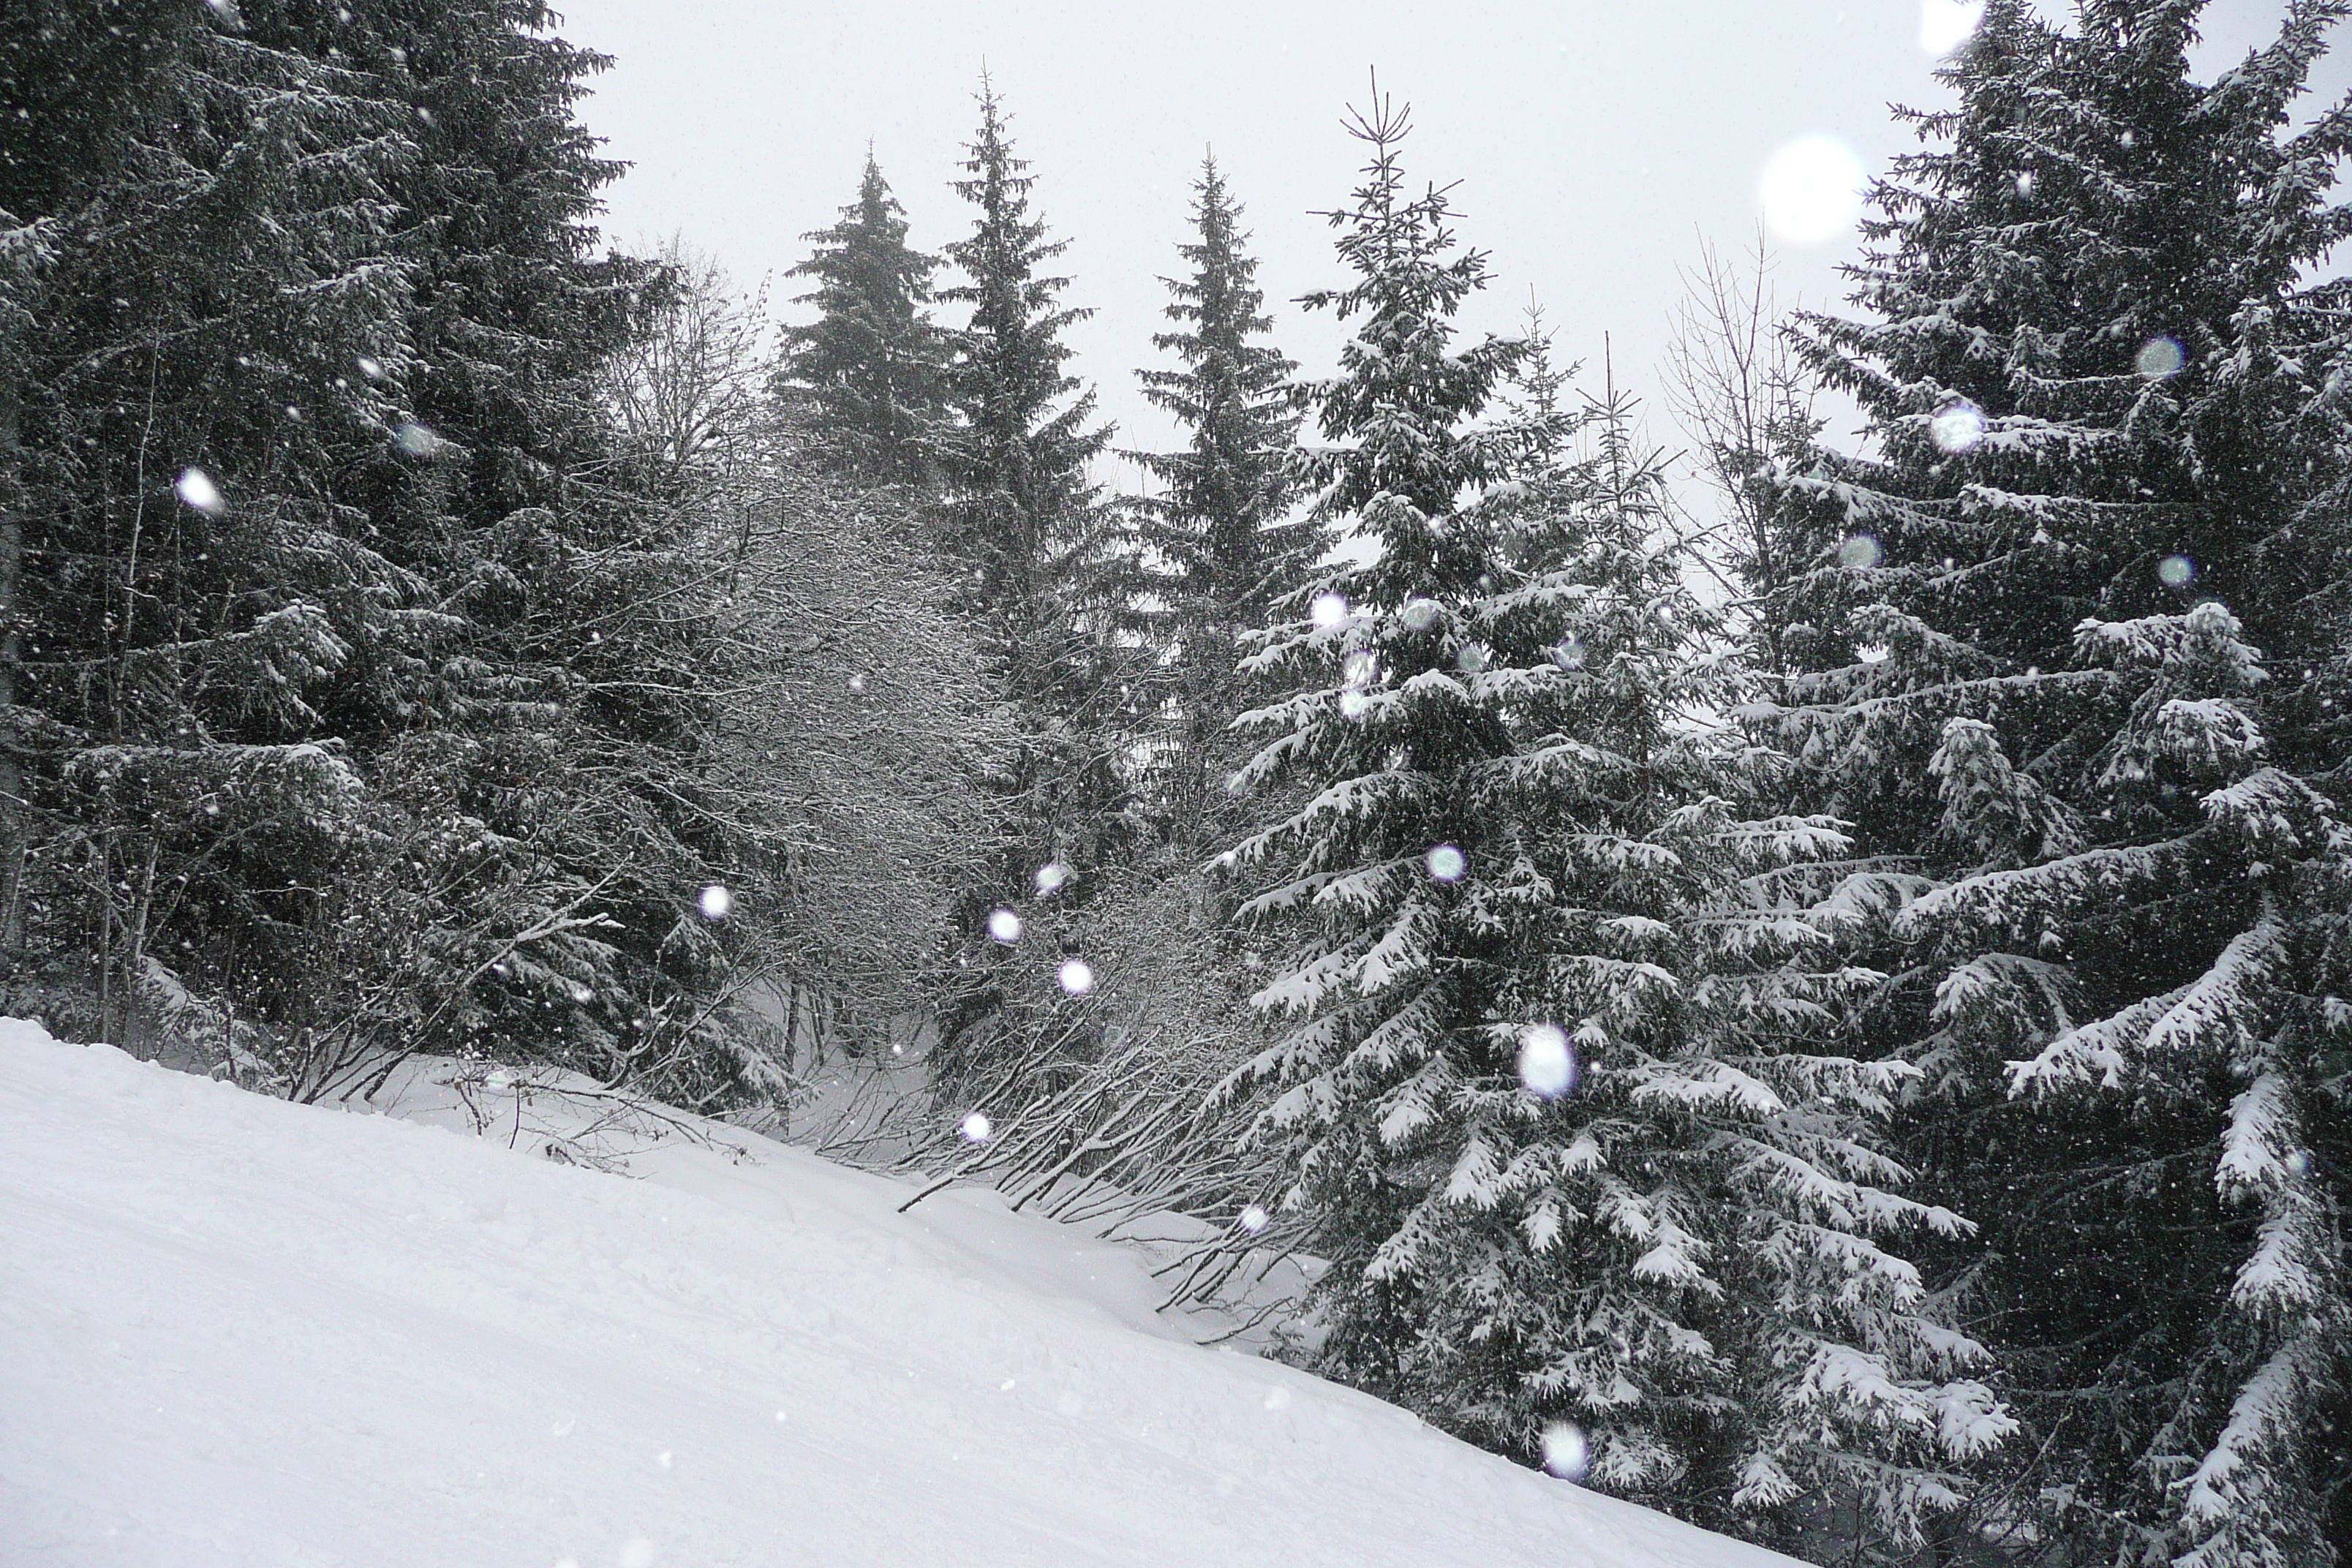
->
[[0, 1018, 1803, 1567]]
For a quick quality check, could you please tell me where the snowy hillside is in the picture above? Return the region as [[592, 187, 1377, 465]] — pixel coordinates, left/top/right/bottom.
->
[[0, 1019, 1804, 1568]]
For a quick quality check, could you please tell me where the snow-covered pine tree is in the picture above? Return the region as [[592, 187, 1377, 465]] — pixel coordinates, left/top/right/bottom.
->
[[0, 0, 427, 1063], [782, 154, 951, 485], [936, 80, 1137, 783], [955, 157, 1311, 1269], [1128, 155, 1305, 852], [2, 0, 791, 1106], [1767, 3, 2352, 1559], [263, 0, 794, 1104], [927, 81, 1149, 1087], [1222, 94, 2009, 1557]]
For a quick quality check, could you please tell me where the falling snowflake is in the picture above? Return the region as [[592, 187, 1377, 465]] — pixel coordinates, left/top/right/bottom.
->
[[1057, 958, 1096, 998], [1426, 843, 1467, 883], [1399, 598, 1439, 630], [1035, 862, 1072, 895], [1541, 1421, 1591, 1482], [1311, 592, 1349, 629], [1518, 1024, 1577, 1098], [2137, 336, 2185, 379], [1758, 135, 1865, 245], [174, 467, 225, 515], [2158, 554, 2197, 588], [1551, 636, 1586, 671], [960, 1111, 992, 1144], [1238, 1204, 1270, 1235], [1839, 534, 1884, 570], [1929, 399, 1985, 453], [696, 883, 733, 920], [986, 908, 1022, 944], [392, 421, 442, 457], [1919, 0, 1986, 55]]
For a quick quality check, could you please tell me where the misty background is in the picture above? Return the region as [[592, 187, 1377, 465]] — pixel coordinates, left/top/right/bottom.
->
[[557, 0, 2350, 469]]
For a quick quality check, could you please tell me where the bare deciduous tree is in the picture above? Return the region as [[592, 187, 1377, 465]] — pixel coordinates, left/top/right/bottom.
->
[[1662, 230, 1823, 673]]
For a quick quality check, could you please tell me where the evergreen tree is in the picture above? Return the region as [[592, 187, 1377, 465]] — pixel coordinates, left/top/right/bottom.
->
[[937, 80, 1128, 742], [0, 1, 786, 1108], [241, 0, 761, 1100], [0, 0, 426, 1059], [1768, 4, 2352, 1560], [1129, 155, 1304, 851], [928, 81, 1145, 1081], [782, 153, 950, 484], [1223, 95, 2008, 1556]]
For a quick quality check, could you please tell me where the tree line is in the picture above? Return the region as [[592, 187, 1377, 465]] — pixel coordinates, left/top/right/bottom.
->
[[3, 2, 2347, 1565]]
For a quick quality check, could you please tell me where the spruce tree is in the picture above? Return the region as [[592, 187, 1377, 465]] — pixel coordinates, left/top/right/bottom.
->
[[782, 154, 949, 484], [937, 80, 1128, 743], [927, 82, 1147, 1083], [0, 0, 425, 1057], [1223, 95, 2008, 1554], [1129, 156, 1305, 850], [242, 0, 767, 1099], [1769, 4, 2352, 1560], [0, 1, 783, 1106]]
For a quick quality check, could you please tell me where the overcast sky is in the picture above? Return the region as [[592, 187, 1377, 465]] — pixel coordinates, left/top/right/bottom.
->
[[553, 1, 2350, 480]]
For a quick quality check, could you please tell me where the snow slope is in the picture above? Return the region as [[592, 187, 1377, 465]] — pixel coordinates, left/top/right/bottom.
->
[[0, 1019, 1805, 1568]]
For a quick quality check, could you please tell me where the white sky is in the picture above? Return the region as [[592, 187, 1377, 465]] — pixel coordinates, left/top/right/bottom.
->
[[553, 1, 2350, 480]]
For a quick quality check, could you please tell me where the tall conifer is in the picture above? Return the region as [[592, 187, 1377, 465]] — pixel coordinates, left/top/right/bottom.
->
[[924, 81, 1145, 1083], [1768, 4, 2352, 1559], [0, 0, 778, 1104], [1224, 95, 2007, 1553], [783, 155, 949, 483], [1130, 157, 1303, 849]]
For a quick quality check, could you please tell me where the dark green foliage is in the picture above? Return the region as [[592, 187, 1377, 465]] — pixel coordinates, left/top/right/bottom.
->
[[0, 0, 782, 1107], [783, 154, 950, 484], [1764, 4, 2352, 1561], [935, 82, 1130, 738], [1221, 96, 2006, 1558], [925, 82, 1151, 1088], [1129, 155, 1305, 851]]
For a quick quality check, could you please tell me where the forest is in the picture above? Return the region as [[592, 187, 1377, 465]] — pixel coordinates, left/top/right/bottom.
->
[[1, 1, 2348, 1564]]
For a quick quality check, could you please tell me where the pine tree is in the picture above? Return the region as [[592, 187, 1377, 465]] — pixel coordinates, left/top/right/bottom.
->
[[0, 0, 426, 1057], [1129, 155, 1305, 850], [1221, 94, 2008, 1556], [0, 1, 790, 1108], [937, 79, 1128, 738], [962, 159, 1307, 1267], [1768, 4, 2352, 1560], [927, 81, 1147, 1082], [782, 154, 950, 484]]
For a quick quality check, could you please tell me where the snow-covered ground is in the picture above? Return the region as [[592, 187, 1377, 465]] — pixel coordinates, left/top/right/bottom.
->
[[1, 1018, 1803, 1567]]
